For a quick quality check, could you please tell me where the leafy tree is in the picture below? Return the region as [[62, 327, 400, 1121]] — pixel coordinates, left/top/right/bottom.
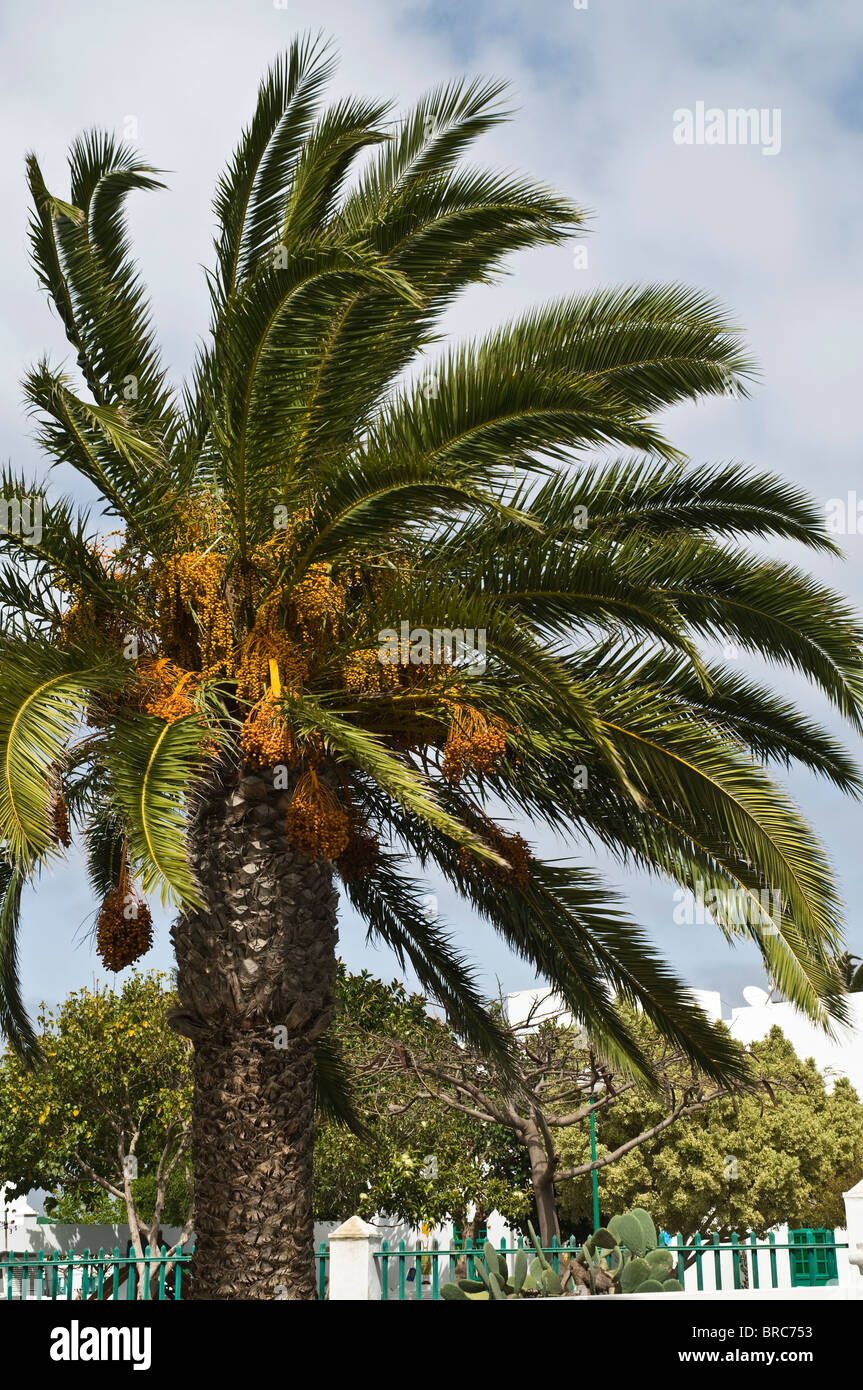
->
[[0, 972, 193, 1274], [315, 969, 531, 1233], [1, 965, 527, 1248], [45, 1165, 192, 1229], [556, 1026, 863, 1244], [374, 997, 778, 1243], [1, 34, 861, 1297]]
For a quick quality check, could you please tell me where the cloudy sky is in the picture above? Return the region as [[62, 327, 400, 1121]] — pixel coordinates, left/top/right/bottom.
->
[[2, 0, 862, 1022]]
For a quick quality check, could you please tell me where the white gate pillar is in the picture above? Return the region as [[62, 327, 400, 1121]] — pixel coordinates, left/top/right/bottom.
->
[[843, 1178, 863, 1282], [328, 1215, 382, 1300]]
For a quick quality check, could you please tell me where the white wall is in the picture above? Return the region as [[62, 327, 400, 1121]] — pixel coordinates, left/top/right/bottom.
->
[[507, 985, 725, 1031], [728, 995, 863, 1096], [1, 1185, 187, 1257]]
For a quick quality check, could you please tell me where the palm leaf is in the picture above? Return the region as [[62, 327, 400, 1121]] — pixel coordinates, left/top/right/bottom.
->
[[0, 644, 123, 864], [0, 859, 40, 1062], [103, 713, 220, 906]]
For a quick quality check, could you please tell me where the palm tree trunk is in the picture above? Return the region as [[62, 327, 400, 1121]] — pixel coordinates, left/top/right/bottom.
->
[[189, 1030, 318, 1298], [170, 758, 339, 1300]]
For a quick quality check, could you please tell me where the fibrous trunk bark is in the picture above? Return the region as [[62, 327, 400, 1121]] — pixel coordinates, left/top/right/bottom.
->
[[170, 759, 339, 1300]]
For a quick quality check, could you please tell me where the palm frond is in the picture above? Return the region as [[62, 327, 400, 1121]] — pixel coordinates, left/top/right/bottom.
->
[[0, 858, 40, 1062], [28, 137, 174, 430], [312, 1031, 368, 1136], [0, 643, 123, 865], [345, 854, 519, 1079], [103, 713, 219, 906], [213, 35, 338, 299]]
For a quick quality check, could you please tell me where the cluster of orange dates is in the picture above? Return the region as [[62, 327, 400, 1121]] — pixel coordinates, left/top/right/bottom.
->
[[54, 497, 522, 968], [95, 857, 154, 973]]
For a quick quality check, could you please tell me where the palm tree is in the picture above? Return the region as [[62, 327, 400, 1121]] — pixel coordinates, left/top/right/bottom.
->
[[838, 953, 863, 992], [1, 36, 860, 1298]]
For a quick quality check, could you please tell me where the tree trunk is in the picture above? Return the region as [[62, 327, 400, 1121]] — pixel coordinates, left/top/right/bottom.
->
[[463, 1210, 489, 1248], [170, 758, 339, 1300], [454, 1208, 489, 1279], [524, 1123, 560, 1248]]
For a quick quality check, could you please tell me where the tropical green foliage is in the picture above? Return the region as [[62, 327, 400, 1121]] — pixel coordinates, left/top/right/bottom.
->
[[556, 1025, 863, 1240], [1, 34, 860, 1083], [839, 953, 863, 993], [44, 1166, 192, 1229], [7, 969, 858, 1263], [0, 964, 528, 1233]]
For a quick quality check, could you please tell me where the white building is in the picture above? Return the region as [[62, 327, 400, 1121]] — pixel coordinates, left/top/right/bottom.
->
[[0, 1183, 38, 1248]]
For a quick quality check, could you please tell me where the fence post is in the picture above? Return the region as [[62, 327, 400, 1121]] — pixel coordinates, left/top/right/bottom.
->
[[328, 1216, 382, 1301], [843, 1178, 863, 1282]]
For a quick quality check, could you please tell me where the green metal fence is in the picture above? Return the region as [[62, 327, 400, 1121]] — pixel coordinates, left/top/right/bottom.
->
[[1, 1245, 194, 1301], [2, 1231, 844, 1300], [668, 1231, 847, 1291], [788, 1228, 839, 1286], [377, 1235, 586, 1301], [375, 1230, 850, 1300], [1, 1243, 332, 1301]]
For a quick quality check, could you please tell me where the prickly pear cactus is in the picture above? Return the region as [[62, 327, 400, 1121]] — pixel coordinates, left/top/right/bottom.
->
[[437, 1208, 683, 1301], [609, 1210, 683, 1294], [439, 1222, 576, 1300]]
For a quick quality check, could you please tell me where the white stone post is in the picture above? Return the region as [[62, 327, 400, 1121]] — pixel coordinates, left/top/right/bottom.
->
[[328, 1215, 382, 1300], [844, 1179, 863, 1285]]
